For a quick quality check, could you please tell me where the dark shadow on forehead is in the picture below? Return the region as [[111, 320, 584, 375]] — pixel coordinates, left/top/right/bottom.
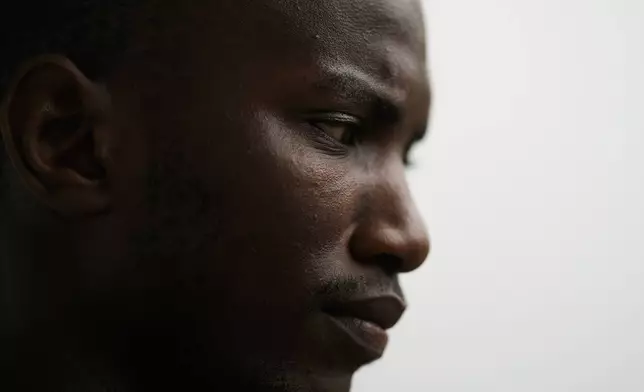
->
[[126, 0, 429, 123], [130, 0, 427, 68]]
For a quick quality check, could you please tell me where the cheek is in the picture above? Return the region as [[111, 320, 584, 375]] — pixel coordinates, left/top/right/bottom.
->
[[255, 112, 358, 253], [119, 102, 366, 365], [169, 112, 362, 350], [160, 110, 360, 295]]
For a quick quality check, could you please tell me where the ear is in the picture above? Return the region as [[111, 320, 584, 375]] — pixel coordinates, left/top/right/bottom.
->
[[0, 55, 112, 216]]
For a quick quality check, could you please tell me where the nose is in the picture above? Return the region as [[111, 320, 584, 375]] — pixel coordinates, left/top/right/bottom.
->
[[349, 172, 430, 274]]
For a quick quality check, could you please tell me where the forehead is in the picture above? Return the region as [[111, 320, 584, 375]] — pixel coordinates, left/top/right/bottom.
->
[[265, 0, 427, 51], [132, 0, 428, 104], [139, 0, 425, 64], [272, 0, 428, 84]]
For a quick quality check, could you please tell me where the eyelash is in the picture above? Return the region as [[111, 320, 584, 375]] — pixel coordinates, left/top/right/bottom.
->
[[402, 146, 416, 168], [306, 112, 417, 167], [308, 112, 363, 147]]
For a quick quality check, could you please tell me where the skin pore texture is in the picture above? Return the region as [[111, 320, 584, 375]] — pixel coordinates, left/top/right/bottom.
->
[[0, 0, 431, 391]]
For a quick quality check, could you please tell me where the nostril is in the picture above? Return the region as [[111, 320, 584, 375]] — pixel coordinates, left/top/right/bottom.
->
[[373, 253, 403, 276]]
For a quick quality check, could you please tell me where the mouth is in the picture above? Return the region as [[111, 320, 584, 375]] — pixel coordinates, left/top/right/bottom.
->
[[322, 295, 407, 359]]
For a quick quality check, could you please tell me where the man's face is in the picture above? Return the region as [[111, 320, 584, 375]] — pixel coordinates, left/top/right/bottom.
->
[[94, 0, 430, 390]]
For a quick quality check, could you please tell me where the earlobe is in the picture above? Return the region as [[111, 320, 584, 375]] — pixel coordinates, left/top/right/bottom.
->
[[0, 55, 112, 215]]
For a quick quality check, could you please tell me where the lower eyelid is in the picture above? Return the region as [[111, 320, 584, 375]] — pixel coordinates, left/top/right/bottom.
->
[[304, 123, 351, 156]]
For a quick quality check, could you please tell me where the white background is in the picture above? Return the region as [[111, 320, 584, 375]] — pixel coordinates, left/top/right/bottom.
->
[[354, 0, 644, 391]]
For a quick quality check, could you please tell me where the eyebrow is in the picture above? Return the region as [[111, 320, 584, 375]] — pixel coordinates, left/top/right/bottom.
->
[[311, 63, 430, 142], [312, 64, 406, 124]]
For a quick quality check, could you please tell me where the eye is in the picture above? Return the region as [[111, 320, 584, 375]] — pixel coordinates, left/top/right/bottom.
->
[[403, 130, 427, 168], [309, 113, 362, 146], [403, 147, 416, 168]]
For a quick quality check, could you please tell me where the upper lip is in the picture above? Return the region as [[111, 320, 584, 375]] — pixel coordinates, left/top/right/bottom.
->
[[323, 295, 407, 330]]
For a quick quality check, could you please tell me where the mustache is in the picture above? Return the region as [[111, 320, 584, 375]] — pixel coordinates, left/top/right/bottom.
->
[[315, 274, 405, 303]]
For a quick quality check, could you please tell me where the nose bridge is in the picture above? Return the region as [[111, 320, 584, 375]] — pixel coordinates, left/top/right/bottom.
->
[[350, 165, 430, 274], [379, 168, 418, 227]]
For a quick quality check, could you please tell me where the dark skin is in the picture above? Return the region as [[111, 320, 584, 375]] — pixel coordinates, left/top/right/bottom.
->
[[0, 0, 430, 391]]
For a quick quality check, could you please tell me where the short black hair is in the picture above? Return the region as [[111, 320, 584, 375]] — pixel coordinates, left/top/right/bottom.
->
[[0, 0, 144, 186]]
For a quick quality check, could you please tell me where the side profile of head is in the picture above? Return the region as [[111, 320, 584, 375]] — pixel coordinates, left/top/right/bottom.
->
[[0, 1, 431, 391]]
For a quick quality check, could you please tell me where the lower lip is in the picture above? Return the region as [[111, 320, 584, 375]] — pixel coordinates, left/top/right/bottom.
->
[[326, 315, 389, 357]]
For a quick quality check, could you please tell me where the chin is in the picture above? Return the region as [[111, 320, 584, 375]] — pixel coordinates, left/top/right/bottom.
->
[[222, 348, 356, 392], [256, 369, 354, 392]]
